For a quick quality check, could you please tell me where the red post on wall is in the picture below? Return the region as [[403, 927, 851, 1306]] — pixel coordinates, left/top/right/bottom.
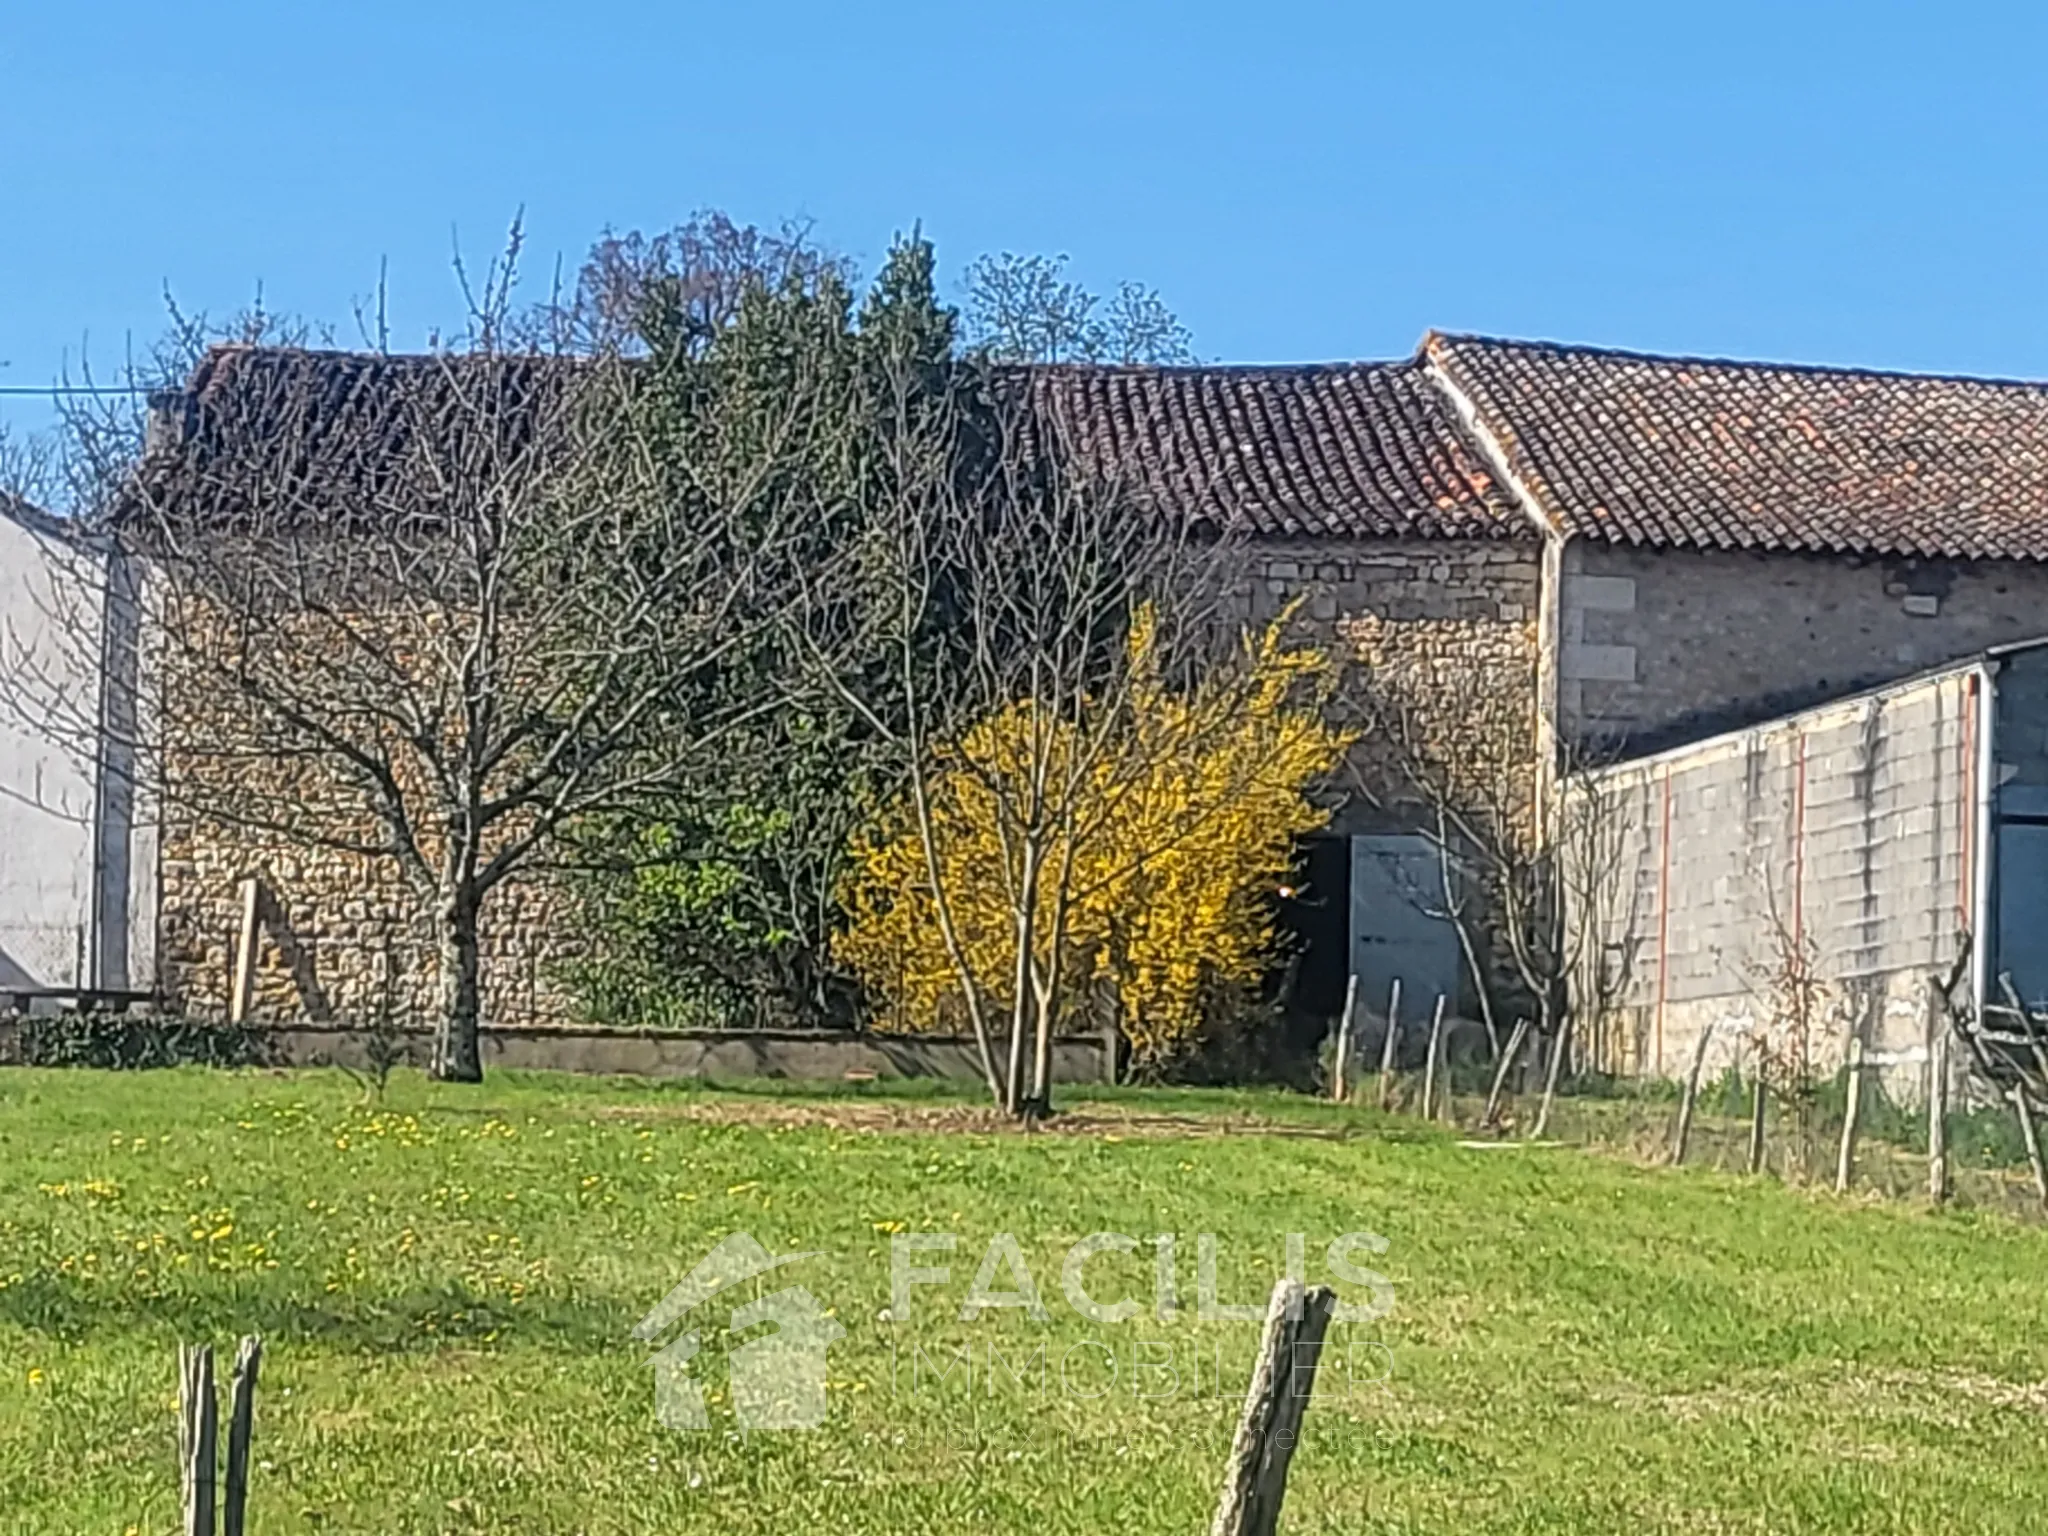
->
[[1654, 766, 1672, 1076], [1792, 730, 1809, 951], [1960, 675, 1979, 930]]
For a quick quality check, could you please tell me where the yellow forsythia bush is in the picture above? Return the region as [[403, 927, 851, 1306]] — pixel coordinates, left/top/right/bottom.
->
[[834, 607, 1354, 1068]]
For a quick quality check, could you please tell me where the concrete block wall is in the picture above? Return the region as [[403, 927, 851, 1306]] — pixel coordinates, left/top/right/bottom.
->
[[1572, 667, 1977, 1096]]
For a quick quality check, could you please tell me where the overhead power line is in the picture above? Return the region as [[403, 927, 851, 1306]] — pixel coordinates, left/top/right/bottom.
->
[[0, 384, 151, 396]]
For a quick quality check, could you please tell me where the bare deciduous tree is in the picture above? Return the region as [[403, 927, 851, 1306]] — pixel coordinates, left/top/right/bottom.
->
[[962, 253, 1195, 366], [1353, 661, 1642, 1132], [533, 211, 852, 355], [2, 247, 841, 1081], [796, 345, 1280, 1114]]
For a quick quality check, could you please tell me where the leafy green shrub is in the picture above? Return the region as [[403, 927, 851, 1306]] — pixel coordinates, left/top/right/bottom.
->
[[16, 1011, 276, 1071]]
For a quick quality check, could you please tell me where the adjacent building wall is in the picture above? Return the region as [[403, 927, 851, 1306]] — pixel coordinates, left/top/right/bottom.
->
[[1993, 645, 2048, 1008], [1556, 542, 2048, 756], [1569, 665, 1980, 1092], [0, 507, 155, 992]]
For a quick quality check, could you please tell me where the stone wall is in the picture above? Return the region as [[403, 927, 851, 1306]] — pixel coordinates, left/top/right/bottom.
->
[[155, 535, 1546, 1032], [156, 799, 583, 1029], [264, 1023, 1111, 1083], [150, 607, 586, 1029], [1230, 537, 1545, 1020], [1231, 537, 1543, 834], [1559, 542, 2048, 755]]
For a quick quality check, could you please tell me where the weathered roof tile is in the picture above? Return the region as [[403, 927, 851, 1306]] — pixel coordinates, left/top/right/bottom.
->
[[1015, 361, 1528, 541], [1428, 332, 2048, 561]]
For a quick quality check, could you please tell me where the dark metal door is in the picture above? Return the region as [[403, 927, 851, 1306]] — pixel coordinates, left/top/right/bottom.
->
[[1348, 835, 1463, 1013], [1999, 822, 2048, 1010]]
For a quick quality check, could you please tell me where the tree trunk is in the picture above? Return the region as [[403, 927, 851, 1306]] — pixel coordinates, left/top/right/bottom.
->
[[1004, 836, 1046, 1117], [430, 890, 484, 1083], [1029, 972, 1057, 1114]]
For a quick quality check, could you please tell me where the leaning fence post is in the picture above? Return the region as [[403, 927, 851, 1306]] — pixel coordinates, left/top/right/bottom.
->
[[1329, 974, 1358, 1103], [222, 1336, 262, 1536], [1421, 994, 1448, 1123], [228, 878, 263, 1026], [1483, 1018, 1531, 1130], [179, 1344, 218, 1536], [1670, 1022, 1717, 1168], [1210, 1279, 1337, 1536], [1377, 979, 1402, 1111], [2008, 1087, 2048, 1211], [1834, 1037, 1866, 1194]]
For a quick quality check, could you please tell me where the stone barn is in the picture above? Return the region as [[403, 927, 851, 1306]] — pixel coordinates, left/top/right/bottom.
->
[[111, 334, 2048, 1053]]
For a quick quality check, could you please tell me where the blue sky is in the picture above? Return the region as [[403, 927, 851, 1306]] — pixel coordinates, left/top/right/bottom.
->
[[6, 1, 2048, 438]]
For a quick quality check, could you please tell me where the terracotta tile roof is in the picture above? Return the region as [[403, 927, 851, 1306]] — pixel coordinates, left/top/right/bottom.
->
[[1019, 362, 1528, 541], [1426, 332, 2048, 562], [131, 347, 574, 529], [136, 349, 1530, 545]]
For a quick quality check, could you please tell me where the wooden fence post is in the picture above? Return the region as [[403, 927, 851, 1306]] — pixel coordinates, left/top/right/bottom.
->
[[222, 1336, 262, 1536], [1209, 1279, 1337, 1536], [179, 1344, 218, 1536], [1928, 1029, 1950, 1205], [1421, 994, 1447, 1123], [1997, 977, 2048, 1212], [1329, 974, 1358, 1104], [1745, 1058, 1768, 1176], [1377, 979, 1402, 1112], [1834, 1037, 1865, 1194], [1670, 1022, 1717, 1168], [2008, 1087, 2048, 1210]]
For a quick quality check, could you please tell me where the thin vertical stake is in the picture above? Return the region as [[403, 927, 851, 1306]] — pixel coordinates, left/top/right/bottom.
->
[[1421, 994, 1447, 1122], [1671, 1022, 1717, 1168], [1834, 1037, 1865, 1194], [1746, 1059, 1768, 1176], [2013, 1088, 2048, 1210], [1928, 1028, 1951, 1205], [1330, 974, 1358, 1103], [1377, 978, 1402, 1111]]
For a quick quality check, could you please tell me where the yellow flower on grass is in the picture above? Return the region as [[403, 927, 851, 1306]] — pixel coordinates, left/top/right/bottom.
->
[[26, 1368, 45, 1386]]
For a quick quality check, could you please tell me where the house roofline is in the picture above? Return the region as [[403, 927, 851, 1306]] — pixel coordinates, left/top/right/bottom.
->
[[1417, 335, 1565, 545]]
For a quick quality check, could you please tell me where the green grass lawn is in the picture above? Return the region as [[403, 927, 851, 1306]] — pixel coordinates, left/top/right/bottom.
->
[[5, 1067, 2048, 1533]]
